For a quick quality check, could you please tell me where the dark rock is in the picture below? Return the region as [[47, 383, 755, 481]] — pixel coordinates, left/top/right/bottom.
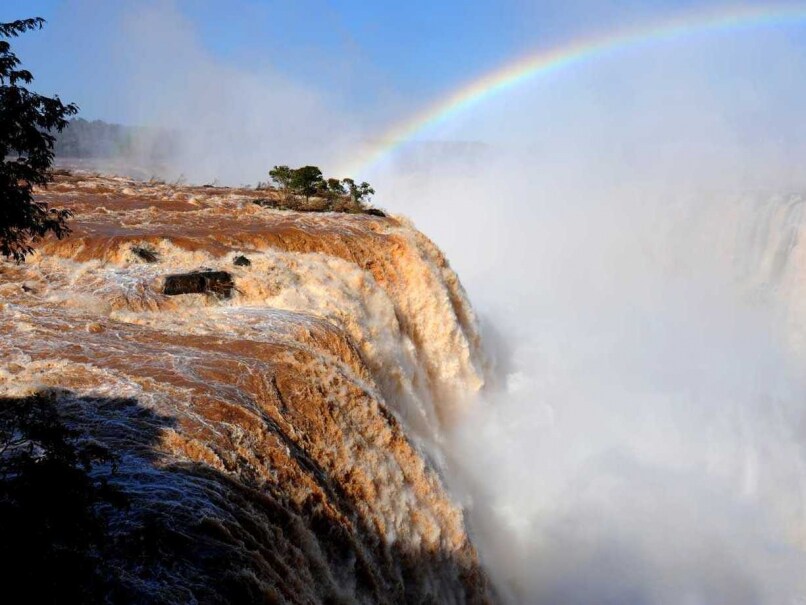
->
[[365, 208, 386, 217], [132, 246, 158, 263], [252, 198, 279, 208], [163, 271, 234, 298], [233, 255, 251, 267]]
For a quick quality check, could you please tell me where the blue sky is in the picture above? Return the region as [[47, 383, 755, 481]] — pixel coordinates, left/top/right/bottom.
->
[[4, 0, 806, 190], [0, 0, 525, 121], [0, 0, 760, 124]]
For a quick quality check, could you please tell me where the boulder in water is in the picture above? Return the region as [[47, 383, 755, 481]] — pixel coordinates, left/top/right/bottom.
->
[[132, 246, 158, 263], [252, 198, 279, 208], [163, 271, 234, 298]]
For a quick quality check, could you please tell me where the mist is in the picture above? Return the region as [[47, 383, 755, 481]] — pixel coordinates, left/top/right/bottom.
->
[[34, 1, 806, 601], [363, 21, 806, 604], [89, 1, 364, 184]]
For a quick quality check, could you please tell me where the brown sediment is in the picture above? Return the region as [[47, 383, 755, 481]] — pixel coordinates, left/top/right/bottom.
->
[[1, 172, 492, 603]]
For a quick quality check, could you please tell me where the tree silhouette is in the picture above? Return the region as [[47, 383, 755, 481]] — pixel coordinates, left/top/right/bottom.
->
[[0, 393, 124, 602], [0, 18, 78, 262]]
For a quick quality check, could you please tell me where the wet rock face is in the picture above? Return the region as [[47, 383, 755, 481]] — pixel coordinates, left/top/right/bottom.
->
[[163, 271, 235, 297], [1, 172, 491, 604]]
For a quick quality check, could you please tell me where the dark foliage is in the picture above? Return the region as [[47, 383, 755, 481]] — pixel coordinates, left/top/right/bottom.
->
[[289, 165, 324, 201], [233, 254, 251, 267], [0, 393, 124, 603], [52, 118, 180, 168], [324, 177, 346, 198], [269, 165, 324, 202], [0, 18, 78, 261], [53, 117, 131, 158], [341, 177, 375, 207], [267, 164, 379, 214]]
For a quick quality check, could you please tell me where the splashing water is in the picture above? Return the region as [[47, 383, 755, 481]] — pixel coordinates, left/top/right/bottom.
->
[[415, 172, 806, 603]]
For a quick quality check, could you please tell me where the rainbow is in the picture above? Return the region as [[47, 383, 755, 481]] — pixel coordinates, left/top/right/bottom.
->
[[342, 3, 806, 177]]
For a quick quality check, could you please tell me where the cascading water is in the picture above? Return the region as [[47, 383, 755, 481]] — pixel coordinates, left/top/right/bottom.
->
[[4, 165, 806, 603], [0, 172, 491, 603], [425, 181, 806, 603]]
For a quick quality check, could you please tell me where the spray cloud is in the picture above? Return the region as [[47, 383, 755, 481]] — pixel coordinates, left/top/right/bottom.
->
[[369, 19, 806, 603]]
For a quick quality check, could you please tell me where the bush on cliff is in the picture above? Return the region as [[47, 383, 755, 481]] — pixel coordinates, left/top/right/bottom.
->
[[0, 18, 78, 262], [266, 164, 380, 214]]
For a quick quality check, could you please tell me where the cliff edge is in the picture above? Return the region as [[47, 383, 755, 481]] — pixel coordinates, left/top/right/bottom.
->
[[0, 172, 490, 603]]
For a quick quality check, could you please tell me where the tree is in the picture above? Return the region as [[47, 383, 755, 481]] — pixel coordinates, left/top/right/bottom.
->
[[289, 165, 324, 202], [268, 165, 293, 197], [269, 164, 325, 203], [0, 18, 78, 262], [265, 165, 376, 213], [342, 178, 375, 208], [321, 177, 345, 209], [324, 177, 345, 197]]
